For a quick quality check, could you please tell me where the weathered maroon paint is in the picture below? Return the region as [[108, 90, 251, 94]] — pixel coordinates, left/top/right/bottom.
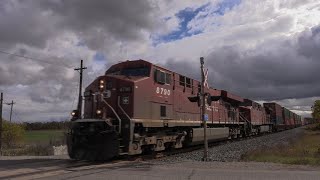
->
[[83, 60, 243, 125], [240, 99, 270, 125]]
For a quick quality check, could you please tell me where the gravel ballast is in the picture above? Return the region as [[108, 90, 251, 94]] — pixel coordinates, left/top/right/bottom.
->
[[152, 127, 303, 163]]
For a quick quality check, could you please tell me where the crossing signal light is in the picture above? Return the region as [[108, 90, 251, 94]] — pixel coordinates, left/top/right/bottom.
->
[[188, 93, 220, 106], [206, 94, 220, 106], [188, 93, 201, 107]]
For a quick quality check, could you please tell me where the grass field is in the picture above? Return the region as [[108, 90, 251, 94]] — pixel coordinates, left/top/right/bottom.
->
[[24, 130, 66, 145], [242, 124, 320, 166], [2, 130, 67, 156]]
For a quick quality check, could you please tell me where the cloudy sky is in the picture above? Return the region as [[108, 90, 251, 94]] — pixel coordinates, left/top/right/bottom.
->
[[0, 0, 319, 122]]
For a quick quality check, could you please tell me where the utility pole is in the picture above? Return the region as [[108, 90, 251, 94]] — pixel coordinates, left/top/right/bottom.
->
[[0, 92, 3, 155], [6, 100, 15, 122], [200, 57, 209, 161], [74, 60, 87, 119]]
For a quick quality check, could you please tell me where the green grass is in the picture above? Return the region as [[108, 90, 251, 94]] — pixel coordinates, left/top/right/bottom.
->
[[242, 124, 320, 166], [24, 130, 66, 145]]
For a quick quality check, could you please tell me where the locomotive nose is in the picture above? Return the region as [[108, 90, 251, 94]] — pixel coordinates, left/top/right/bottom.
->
[[67, 120, 119, 161]]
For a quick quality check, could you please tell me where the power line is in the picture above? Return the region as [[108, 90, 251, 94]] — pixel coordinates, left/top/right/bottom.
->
[[12, 111, 23, 123], [0, 49, 74, 69]]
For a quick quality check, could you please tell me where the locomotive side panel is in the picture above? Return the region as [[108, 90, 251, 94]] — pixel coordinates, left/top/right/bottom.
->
[[173, 73, 200, 122], [133, 78, 153, 119]]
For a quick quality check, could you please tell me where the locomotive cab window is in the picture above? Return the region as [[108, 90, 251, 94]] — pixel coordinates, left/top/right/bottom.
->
[[154, 69, 171, 85], [179, 75, 185, 86], [165, 73, 171, 84], [107, 66, 150, 76], [186, 77, 191, 88], [160, 105, 166, 117]]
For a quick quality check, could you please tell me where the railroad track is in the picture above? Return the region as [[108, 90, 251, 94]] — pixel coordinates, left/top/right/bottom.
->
[[128, 131, 273, 161], [0, 130, 284, 179]]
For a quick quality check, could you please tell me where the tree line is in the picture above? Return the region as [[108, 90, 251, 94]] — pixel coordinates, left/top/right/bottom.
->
[[312, 100, 320, 120], [23, 121, 70, 130], [1, 120, 70, 148]]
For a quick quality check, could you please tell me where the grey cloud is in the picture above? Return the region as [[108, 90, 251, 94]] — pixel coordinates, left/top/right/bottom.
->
[[0, 51, 73, 86], [275, 97, 317, 111], [0, 0, 158, 50], [297, 27, 320, 59], [0, 0, 160, 122], [163, 26, 320, 101], [0, 1, 59, 48]]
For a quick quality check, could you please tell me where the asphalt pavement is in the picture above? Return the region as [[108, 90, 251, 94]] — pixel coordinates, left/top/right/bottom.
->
[[0, 157, 319, 180]]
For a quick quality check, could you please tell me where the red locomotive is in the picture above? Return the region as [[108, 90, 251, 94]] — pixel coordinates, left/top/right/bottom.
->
[[67, 60, 301, 160]]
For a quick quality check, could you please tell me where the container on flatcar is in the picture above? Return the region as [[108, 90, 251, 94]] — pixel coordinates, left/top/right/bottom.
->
[[282, 107, 291, 129], [289, 111, 295, 129]]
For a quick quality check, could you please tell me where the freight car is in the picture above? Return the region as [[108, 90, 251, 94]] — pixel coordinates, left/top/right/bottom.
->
[[67, 59, 299, 161], [263, 103, 286, 131], [263, 103, 302, 131]]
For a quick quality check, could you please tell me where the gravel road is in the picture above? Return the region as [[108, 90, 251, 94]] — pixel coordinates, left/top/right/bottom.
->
[[152, 127, 304, 163]]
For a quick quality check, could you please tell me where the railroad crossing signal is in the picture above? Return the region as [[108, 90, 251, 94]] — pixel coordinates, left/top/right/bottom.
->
[[188, 57, 222, 161]]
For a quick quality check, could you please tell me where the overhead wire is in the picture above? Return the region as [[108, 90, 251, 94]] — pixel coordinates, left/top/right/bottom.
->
[[0, 49, 93, 121], [0, 49, 74, 69], [12, 111, 23, 123], [0, 49, 81, 121]]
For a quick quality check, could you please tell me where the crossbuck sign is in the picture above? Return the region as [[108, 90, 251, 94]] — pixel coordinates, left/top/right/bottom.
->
[[203, 68, 209, 88]]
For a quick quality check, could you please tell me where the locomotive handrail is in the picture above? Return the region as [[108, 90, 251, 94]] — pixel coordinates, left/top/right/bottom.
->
[[239, 112, 252, 129], [100, 94, 122, 134], [117, 96, 132, 121], [117, 96, 134, 143]]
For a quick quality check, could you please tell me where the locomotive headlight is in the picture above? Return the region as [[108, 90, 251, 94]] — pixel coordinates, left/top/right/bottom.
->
[[71, 110, 78, 117], [70, 110, 79, 121], [96, 109, 102, 114], [99, 79, 105, 90]]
